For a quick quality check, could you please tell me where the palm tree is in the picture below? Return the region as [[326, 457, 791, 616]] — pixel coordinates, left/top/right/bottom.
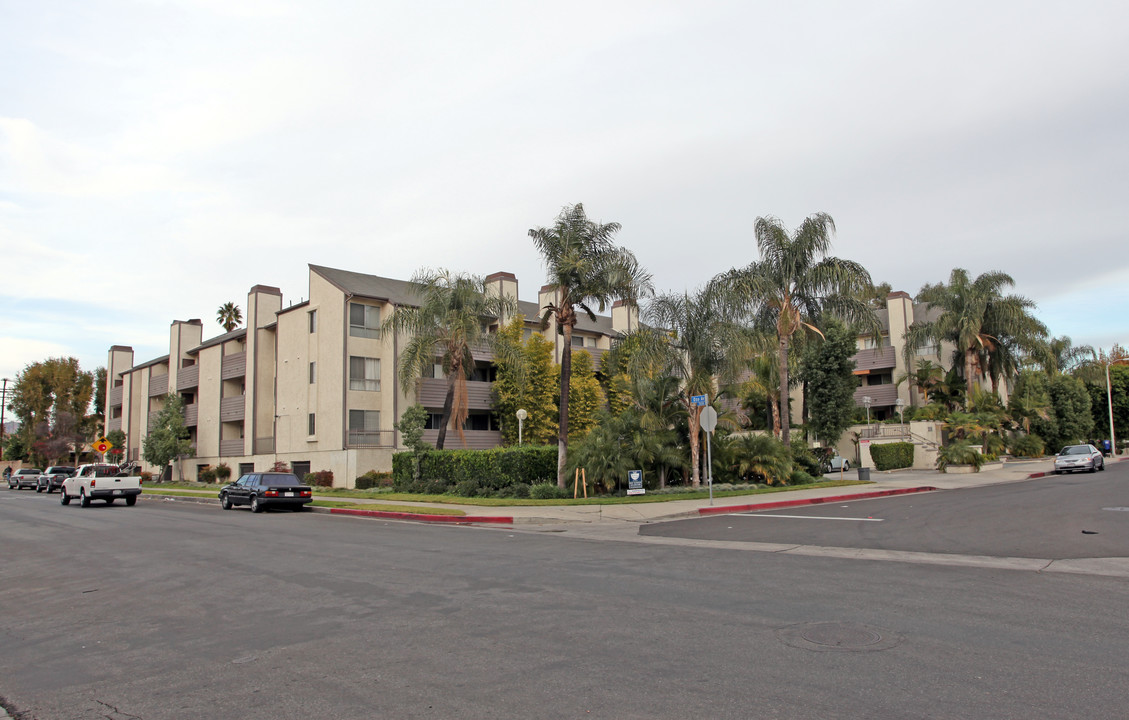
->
[[1031, 336, 1094, 376], [529, 203, 653, 487], [721, 213, 874, 446], [216, 302, 243, 332], [617, 284, 755, 488], [382, 269, 516, 450], [907, 269, 1047, 408]]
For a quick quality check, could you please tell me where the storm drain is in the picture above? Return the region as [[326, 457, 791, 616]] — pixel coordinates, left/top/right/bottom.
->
[[778, 622, 901, 652]]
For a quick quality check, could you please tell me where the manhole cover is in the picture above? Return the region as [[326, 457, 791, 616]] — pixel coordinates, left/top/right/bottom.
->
[[778, 622, 901, 652]]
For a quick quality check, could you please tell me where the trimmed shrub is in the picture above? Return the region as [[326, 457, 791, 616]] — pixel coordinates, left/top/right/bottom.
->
[[304, 470, 334, 487], [1009, 433, 1045, 458], [936, 440, 985, 473], [530, 482, 569, 499], [139, 471, 153, 483], [788, 469, 818, 485], [213, 462, 232, 482], [392, 445, 557, 494], [198, 467, 217, 483], [870, 442, 914, 471], [355, 471, 394, 489]]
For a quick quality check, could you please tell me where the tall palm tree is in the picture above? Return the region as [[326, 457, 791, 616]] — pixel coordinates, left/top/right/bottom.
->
[[216, 302, 243, 332], [529, 203, 653, 487], [382, 269, 516, 450], [618, 284, 755, 488], [907, 269, 1047, 408], [721, 213, 874, 446], [1030, 335, 1094, 377]]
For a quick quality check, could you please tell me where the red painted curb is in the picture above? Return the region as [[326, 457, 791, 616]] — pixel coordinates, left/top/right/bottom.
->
[[329, 508, 513, 524], [697, 486, 939, 516], [1027, 471, 1047, 479]]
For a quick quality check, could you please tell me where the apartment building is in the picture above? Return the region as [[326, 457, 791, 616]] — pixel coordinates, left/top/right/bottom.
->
[[105, 265, 635, 486]]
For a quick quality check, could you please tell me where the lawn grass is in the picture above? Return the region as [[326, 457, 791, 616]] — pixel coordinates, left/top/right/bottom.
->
[[140, 488, 466, 515], [143, 479, 867, 506]]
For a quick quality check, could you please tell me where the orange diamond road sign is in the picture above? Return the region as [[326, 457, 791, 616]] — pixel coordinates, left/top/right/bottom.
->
[[95, 441, 110, 453]]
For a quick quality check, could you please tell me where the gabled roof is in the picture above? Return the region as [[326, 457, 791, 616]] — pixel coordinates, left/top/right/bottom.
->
[[187, 328, 247, 355], [516, 301, 616, 336], [311, 264, 420, 306]]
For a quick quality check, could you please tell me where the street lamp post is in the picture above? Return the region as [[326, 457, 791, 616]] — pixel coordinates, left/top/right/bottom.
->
[[1106, 359, 1117, 457], [516, 409, 527, 445], [863, 395, 872, 436], [0, 377, 8, 461], [895, 398, 906, 437]]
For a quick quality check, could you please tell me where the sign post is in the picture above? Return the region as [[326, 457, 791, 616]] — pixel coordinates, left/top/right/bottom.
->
[[700, 407, 718, 505], [627, 469, 644, 496]]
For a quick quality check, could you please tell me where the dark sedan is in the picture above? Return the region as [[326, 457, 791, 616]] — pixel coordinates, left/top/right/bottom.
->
[[219, 472, 313, 513], [37, 466, 76, 493]]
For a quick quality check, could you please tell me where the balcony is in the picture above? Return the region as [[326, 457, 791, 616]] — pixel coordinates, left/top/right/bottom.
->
[[854, 383, 899, 408], [422, 429, 501, 450], [221, 351, 246, 380], [148, 374, 168, 397], [110, 386, 123, 406], [347, 430, 395, 448], [852, 346, 897, 374], [177, 365, 199, 390], [219, 438, 245, 457], [220, 396, 246, 422], [183, 403, 198, 427], [418, 378, 494, 410]]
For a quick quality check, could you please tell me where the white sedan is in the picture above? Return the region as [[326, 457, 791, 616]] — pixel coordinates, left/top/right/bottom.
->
[[1053, 445, 1105, 474]]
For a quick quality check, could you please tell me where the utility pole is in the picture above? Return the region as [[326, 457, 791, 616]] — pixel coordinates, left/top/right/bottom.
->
[[0, 377, 9, 461]]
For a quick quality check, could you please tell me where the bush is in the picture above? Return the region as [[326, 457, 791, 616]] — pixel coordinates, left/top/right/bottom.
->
[[1009, 433, 1045, 458], [214, 462, 232, 482], [304, 470, 334, 487], [530, 482, 569, 499], [198, 467, 216, 483], [355, 470, 394, 489], [139, 471, 153, 483], [788, 469, 818, 485], [790, 446, 823, 477], [270, 461, 291, 473], [936, 440, 985, 473], [392, 445, 557, 494], [454, 479, 481, 497], [870, 442, 914, 471], [982, 433, 1006, 460]]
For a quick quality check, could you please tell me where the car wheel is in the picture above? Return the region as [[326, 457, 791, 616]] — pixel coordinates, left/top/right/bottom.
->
[[125, 495, 137, 507], [250, 495, 263, 513], [220, 493, 232, 510], [60, 489, 70, 505], [80, 489, 90, 508]]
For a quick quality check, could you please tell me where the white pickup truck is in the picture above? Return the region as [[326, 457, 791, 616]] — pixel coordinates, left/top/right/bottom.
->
[[60, 463, 143, 507]]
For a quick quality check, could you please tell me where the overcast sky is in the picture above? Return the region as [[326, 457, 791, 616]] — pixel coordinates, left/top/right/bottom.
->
[[2, 0, 1128, 387]]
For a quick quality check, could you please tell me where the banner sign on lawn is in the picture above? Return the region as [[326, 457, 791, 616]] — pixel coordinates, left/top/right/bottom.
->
[[627, 470, 644, 496]]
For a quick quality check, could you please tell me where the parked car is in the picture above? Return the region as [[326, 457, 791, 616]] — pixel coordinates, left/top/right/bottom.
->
[[60, 463, 142, 507], [8, 468, 42, 490], [37, 466, 76, 493], [827, 455, 851, 472], [1053, 444, 1105, 474], [219, 472, 312, 513]]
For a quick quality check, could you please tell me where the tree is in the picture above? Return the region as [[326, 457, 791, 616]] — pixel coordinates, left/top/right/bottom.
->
[[907, 269, 1047, 407], [217, 302, 243, 332], [142, 394, 195, 478], [106, 429, 128, 463], [720, 213, 874, 446], [618, 285, 752, 488], [800, 318, 859, 447], [564, 350, 603, 443], [1033, 336, 1093, 377], [8, 358, 95, 463], [1046, 374, 1093, 449], [492, 318, 558, 446], [383, 269, 516, 450], [93, 367, 107, 424], [529, 203, 653, 487], [394, 404, 430, 482]]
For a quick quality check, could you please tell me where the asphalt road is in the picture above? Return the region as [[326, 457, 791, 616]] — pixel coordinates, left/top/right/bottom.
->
[[1, 483, 1128, 719], [642, 463, 1129, 558]]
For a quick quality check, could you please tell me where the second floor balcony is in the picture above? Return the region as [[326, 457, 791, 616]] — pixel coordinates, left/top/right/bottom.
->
[[418, 378, 494, 410]]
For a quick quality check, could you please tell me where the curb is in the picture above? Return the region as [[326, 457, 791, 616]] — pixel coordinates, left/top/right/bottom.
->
[[697, 486, 939, 516], [329, 508, 513, 525]]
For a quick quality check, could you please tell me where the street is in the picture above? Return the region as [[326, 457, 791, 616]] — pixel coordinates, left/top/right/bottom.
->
[[1, 478, 1127, 719]]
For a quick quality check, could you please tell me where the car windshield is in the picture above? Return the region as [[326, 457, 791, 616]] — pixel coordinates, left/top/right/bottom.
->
[[261, 473, 303, 487], [1062, 446, 1091, 455]]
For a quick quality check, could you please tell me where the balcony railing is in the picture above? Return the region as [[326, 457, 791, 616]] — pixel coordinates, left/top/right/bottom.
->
[[220, 396, 246, 422], [221, 352, 246, 380], [183, 403, 198, 427], [148, 374, 168, 397], [422, 429, 501, 450], [177, 364, 199, 390], [109, 386, 123, 406], [418, 378, 494, 410], [347, 430, 395, 448], [219, 438, 245, 457], [854, 383, 899, 408], [852, 346, 897, 374]]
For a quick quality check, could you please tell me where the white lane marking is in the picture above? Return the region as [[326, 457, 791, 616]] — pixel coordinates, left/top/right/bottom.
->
[[734, 513, 883, 522]]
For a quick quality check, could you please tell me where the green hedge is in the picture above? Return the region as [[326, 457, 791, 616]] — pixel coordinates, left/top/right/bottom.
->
[[869, 442, 914, 471], [392, 445, 558, 496]]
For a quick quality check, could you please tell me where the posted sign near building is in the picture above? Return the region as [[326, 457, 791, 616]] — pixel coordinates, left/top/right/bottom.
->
[[627, 470, 644, 496]]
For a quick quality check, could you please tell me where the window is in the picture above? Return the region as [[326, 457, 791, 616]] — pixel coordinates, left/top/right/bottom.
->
[[349, 410, 381, 445], [309, 309, 317, 333], [426, 413, 444, 430], [238, 463, 254, 476], [422, 361, 444, 379], [588, 336, 597, 347], [309, 361, 316, 384], [572, 335, 584, 347], [863, 335, 891, 349], [350, 303, 381, 339], [291, 461, 311, 479], [350, 356, 380, 391], [308, 413, 316, 436]]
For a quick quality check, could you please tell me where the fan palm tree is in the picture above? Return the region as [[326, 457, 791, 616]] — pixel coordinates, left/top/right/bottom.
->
[[216, 302, 243, 332], [382, 269, 516, 450], [907, 269, 1047, 408], [529, 203, 653, 487], [1030, 336, 1094, 376], [720, 213, 875, 446]]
